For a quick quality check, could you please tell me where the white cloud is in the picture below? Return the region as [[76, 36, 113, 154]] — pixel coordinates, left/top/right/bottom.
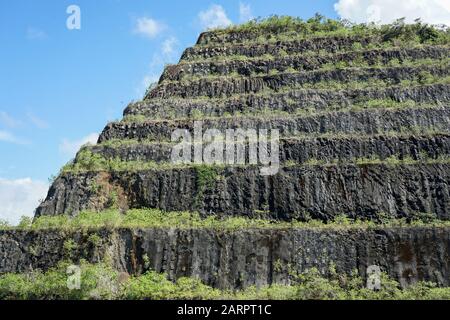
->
[[27, 112, 48, 129], [136, 36, 180, 98], [239, 2, 253, 23], [198, 4, 232, 30], [0, 130, 28, 145], [136, 74, 159, 97], [26, 27, 47, 40], [0, 178, 48, 225], [0, 111, 21, 128], [334, 0, 450, 25], [162, 36, 178, 55], [133, 17, 166, 39], [59, 133, 99, 158], [0, 131, 17, 143]]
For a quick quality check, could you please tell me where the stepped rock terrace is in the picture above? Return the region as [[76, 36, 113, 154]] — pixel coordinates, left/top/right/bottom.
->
[[2, 17, 450, 295]]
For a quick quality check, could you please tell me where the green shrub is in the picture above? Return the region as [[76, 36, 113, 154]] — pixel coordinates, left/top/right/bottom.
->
[[1, 261, 450, 300], [121, 271, 175, 300], [209, 15, 449, 46], [0, 261, 119, 300], [0, 219, 11, 229], [17, 216, 33, 229], [18, 206, 450, 232], [87, 234, 102, 247], [63, 239, 78, 259], [121, 115, 148, 123], [417, 71, 434, 85]]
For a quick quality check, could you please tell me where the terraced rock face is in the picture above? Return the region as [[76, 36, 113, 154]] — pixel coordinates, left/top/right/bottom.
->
[[0, 18, 447, 293], [36, 22, 450, 222], [1, 227, 449, 290]]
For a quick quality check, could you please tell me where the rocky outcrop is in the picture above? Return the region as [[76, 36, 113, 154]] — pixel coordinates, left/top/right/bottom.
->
[[36, 164, 450, 221], [37, 22, 450, 225], [27, 19, 450, 292], [1, 227, 449, 289], [150, 65, 449, 99], [126, 84, 450, 119], [165, 46, 448, 81], [99, 107, 450, 142], [182, 35, 377, 61], [90, 133, 450, 164]]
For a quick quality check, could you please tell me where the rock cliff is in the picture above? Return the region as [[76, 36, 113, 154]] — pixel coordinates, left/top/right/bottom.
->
[[3, 17, 450, 290]]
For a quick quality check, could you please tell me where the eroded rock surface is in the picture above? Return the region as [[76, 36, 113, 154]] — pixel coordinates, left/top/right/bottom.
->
[[14, 20, 450, 289], [1, 227, 448, 289]]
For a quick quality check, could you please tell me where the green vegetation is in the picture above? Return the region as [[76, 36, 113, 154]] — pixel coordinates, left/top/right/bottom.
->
[[206, 15, 450, 46], [316, 57, 448, 73], [61, 149, 179, 174], [138, 95, 447, 122], [164, 56, 449, 85], [140, 80, 448, 115], [299, 154, 450, 167], [61, 146, 450, 175], [98, 138, 164, 148], [1, 208, 448, 232], [0, 261, 119, 300], [184, 38, 384, 63], [289, 127, 449, 141], [92, 127, 448, 150], [295, 73, 450, 91], [357, 98, 416, 110], [1, 261, 449, 300], [0, 219, 10, 229], [195, 165, 219, 189], [181, 52, 449, 80], [119, 96, 445, 123], [63, 239, 78, 259], [17, 216, 33, 229], [194, 165, 220, 208], [121, 114, 148, 123]]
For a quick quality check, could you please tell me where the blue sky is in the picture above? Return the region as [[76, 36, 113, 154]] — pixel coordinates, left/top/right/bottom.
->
[[1, 0, 449, 224]]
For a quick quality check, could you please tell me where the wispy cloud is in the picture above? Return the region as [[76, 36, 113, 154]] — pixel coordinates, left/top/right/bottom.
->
[[133, 17, 166, 39], [26, 27, 47, 40], [198, 4, 232, 30], [27, 112, 49, 129], [334, 0, 450, 25], [0, 111, 21, 128], [136, 74, 159, 97], [136, 36, 180, 98], [0, 130, 28, 145], [162, 36, 178, 56], [0, 177, 48, 225], [59, 132, 99, 158], [239, 2, 253, 23]]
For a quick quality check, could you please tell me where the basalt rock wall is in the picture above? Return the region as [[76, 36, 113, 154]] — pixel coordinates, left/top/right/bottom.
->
[[1, 227, 448, 289]]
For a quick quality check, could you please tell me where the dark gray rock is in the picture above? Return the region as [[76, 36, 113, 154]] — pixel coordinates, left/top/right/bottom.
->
[[89, 134, 450, 165], [1, 227, 449, 289], [127, 84, 450, 119], [150, 65, 448, 98], [164, 46, 449, 81], [182, 35, 378, 61], [36, 163, 450, 221], [100, 107, 450, 142], [25, 25, 450, 294]]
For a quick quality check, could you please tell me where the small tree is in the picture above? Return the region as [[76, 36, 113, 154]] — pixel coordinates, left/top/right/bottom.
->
[[17, 216, 32, 229]]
